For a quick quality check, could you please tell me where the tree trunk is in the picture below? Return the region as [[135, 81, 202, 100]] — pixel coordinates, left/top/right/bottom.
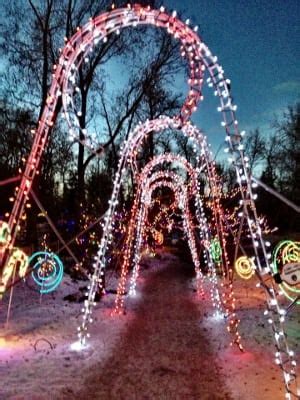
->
[[77, 86, 88, 212]]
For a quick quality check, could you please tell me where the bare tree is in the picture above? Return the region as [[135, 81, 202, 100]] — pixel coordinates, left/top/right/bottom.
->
[[271, 103, 300, 201], [243, 128, 265, 172], [0, 1, 186, 213], [0, 2, 122, 200]]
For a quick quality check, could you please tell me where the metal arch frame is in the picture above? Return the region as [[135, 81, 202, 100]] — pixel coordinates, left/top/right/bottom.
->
[[88, 153, 235, 346], [128, 121, 231, 277], [128, 117, 231, 278], [127, 177, 203, 296], [80, 122, 219, 313], [114, 172, 205, 311], [126, 173, 219, 302], [100, 153, 206, 313], [115, 156, 236, 345]]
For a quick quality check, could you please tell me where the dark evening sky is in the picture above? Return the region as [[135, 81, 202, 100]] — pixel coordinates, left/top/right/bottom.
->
[[0, 1, 299, 158], [165, 0, 299, 152]]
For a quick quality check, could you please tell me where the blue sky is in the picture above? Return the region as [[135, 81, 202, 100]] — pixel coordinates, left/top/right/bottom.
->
[[164, 0, 299, 155], [0, 1, 299, 160]]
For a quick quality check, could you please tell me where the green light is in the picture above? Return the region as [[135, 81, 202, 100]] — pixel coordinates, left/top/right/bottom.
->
[[0, 221, 11, 246], [210, 238, 222, 264], [271, 240, 300, 305]]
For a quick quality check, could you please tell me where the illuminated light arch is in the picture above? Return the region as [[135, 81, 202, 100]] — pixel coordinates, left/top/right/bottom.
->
[[134, 149, 232, 278], [121, 158, 236, 344], [62, 115, 233, 298], [1, 4, 205, 271], [126, 177, 204, 298], [127, 173, 197, 268], [124, 117, 230, 275], [105, 154, 206, 312], [124, 117, 205, 173], [0, 4, 297, 396], [90, 154, 238, 348], [76, 122, 224, 323], [114, 115, 232, 279]]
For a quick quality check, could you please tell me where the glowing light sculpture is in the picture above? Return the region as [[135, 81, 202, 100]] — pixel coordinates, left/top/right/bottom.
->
[[1, 4, 297, 396], [235, 256, 255, 280], [0, 222, 29, 296], [0, 249, 29, 296], [29, 252, 64, 294], [113, 154, 228, 335], [272, 241, 300, 305], [1, 3, 205, 288], [0, 221, 11, 246], [210, 238, 222, 264], [126, 173, 204, 300], [114, 159, 206, 310]]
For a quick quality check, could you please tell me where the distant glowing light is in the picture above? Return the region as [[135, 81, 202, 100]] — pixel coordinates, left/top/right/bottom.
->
[[235, 256, 255, 280], [212, 311, 224, 321], [210, 238, 222, 263], [0, 221, 11, 245], [70, 340, 88, 352]]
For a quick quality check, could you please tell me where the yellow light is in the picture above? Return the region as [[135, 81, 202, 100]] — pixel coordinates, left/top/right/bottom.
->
[[235, 256, 255, 280]]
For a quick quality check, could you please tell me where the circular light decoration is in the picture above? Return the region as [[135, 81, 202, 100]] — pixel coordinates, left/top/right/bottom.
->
[[210, 238, 222, 264], [28, 252, 64, 294], [235, 256, 255, 280], [272, 240, 300, 304]]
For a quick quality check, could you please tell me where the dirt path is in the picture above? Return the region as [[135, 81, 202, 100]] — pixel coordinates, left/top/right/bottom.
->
[[76, 254, 233, 399]]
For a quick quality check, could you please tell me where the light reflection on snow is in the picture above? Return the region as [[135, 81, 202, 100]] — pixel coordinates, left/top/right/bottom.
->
[[206, 311, 225, 322], [128, 289, 142, 300], [213, 311, 225, 320], [70, 341, 89, 352], [128, 289, 136, 297], [0, 337, 23, 358]]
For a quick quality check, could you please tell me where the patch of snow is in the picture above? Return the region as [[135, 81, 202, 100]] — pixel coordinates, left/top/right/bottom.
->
[[0, 250, 299, 399]]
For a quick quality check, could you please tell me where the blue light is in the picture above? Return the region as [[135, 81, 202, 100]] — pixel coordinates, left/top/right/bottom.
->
[[28, 251, 64, 294]]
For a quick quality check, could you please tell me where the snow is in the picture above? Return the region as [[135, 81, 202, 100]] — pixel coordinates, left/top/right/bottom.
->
[[0, 250, 299, 399]]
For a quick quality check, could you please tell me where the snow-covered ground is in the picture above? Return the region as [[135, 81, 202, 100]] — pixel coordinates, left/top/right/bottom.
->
[[0, 250, 299, 399]]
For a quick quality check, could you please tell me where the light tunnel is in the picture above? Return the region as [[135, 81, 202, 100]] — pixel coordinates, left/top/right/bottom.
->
[[0, 4, 298, 397]]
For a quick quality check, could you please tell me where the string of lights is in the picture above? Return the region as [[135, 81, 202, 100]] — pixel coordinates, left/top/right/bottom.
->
[[0, 4, 298, 397]]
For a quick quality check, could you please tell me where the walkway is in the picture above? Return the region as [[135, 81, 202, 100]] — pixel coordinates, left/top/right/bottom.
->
[[77, 252, 232, 399]]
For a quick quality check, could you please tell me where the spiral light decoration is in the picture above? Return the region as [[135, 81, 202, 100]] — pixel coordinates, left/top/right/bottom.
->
[[29, 251, 64, 294], [235, 256, 255, 280]]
